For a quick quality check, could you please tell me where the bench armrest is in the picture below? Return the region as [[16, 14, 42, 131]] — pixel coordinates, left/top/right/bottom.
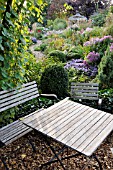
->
[[98, 98, 103, 106], [37, 94, 59, 108], [39, 94, 59, 100]]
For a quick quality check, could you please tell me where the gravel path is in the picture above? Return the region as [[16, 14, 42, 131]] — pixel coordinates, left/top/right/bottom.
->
[[29, 40, 45, 62]]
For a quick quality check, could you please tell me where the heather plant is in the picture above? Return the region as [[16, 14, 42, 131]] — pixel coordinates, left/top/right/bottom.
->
[[83, 35, 113, 57], [83, 27, 104, 39], [86, 51, 100, 65], [83, 35, 113, 47], [64, 59, 98, 77]]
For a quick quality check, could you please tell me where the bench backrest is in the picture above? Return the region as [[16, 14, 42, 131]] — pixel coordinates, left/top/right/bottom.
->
[[0, 81, 39, 112], [70, 82, 99, 100]]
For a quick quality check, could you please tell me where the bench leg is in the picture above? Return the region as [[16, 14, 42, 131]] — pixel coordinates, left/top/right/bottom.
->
[[1, 157, 9, 170], [40, 136, 81, 169], [92, 154, 103, 170], [41, 137, 66, 170], [26, 136, 36, 152]]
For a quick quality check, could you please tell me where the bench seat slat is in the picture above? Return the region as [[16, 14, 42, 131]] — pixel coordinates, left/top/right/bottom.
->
[[72, 93, 98, 97], [71, 89, 98, 93], [71, 96, 99, 100], [4, 128, 32, 145], [0, 121, 32, 145], [1, 123, 29, 140]]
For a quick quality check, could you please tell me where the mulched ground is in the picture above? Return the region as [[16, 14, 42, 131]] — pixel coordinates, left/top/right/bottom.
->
[[0, 131, 113, 170]]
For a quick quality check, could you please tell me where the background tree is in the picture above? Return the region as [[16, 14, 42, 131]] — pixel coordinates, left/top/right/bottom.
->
[[47, 0, 66, 19], [66, 0, 112, 19]]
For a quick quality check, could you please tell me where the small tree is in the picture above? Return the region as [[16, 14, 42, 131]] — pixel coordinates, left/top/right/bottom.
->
[[97, 45, 113, 88]]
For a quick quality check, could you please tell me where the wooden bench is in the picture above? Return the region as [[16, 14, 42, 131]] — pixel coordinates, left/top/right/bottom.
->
[[70, 82, 102, 106], [0, 81, 57, 147]]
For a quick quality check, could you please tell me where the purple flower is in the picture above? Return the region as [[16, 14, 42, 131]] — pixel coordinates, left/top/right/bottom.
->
[[86, 51, 100, 63], [31, 37, 37, 43], [83, 35, 113, 46], [64, 59, 98, 77], [83, 41, 91, 46]]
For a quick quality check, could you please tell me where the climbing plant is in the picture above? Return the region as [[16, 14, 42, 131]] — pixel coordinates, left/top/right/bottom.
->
[[0, 0, 45, 90]]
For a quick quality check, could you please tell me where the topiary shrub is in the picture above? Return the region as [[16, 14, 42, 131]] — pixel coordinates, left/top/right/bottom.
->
[[53, 18, 67, 30], [48, 50, 66, 62], [40, 65, 69, 98]]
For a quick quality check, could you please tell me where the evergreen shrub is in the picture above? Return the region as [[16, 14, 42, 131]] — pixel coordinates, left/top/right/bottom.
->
[[53, 18, 67, 30], [48, 50, 66, 62], [67, 46, 84, 60], [97, 46, 113, 88], [40, 65, 69, 98], [91, 12, 106, 27]]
